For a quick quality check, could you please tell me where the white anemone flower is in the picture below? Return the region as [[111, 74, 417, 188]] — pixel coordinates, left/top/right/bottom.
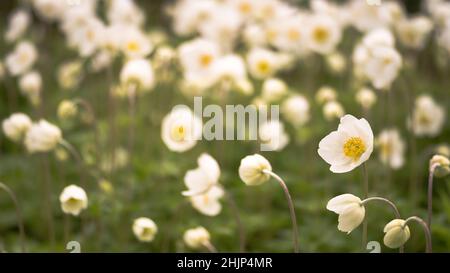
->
[[238, 154, 272, 186], [5, 10, 30, 43], [183, 226, 211, 249], [59, 185, 88, 216], [161, 107, 202, 153], [178, 38, 221, 84], [410, 95, 445, 137], [183, 153, 220, 197], [306, 15, 342, 54], [132, 217, 158, 242], [383, 219, 411, 249], [376, 129, 405, 169], [246, 47, 281, 79], [5, 41, 38, 76], [259, 120, 290, 151], [326, 193, 365, 233], [318, 115, 374, 173], [2, 113, 32, 142], [24, 120, 62, 153], [190, 186, 224, 216], [281, 95, 310, 127], [120, 59, 155, 93]]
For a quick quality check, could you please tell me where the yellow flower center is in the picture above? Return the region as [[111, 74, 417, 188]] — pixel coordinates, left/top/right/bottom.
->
[[343, 137, 366, 161], [256, 60, 271, 74], [171, 125, 186, 141], [313, 27, 329, 43], [127, 41, 140, 52], [288, 29, 300, 41], [199, 54, 213, 67], [239, 2, 252, 14]]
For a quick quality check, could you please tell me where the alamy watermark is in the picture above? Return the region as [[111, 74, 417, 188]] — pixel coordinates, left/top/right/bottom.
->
[[170, 96, 281, 151]]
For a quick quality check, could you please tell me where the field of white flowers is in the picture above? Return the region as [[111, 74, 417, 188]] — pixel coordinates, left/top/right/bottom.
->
[[0, 0, 449, 253]]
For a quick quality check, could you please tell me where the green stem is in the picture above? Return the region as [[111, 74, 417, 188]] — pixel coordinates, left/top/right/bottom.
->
[[361, 196, 403, 253], [427, 165, 437, 229], [404, 216, 432, 253], [362, 163, 369, 250], [0, 182, 27, 252], [263, 170, 299, 253]]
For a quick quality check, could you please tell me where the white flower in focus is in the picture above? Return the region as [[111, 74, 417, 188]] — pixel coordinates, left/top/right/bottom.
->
[[281, 95, 310, 127], [120, 59, 155, 93], [132, 217, 158, 242], [246, 47, 281, 79], [5, 10, 30, 43], [376, 129, 405, 169], [239, 154, 272, 186], [410, 95, 445, 137], [323, 101, 345, 121], [24, 120, 62, 153], [161, 107, 202, 153], [355, 87, 377, 110], [2, 113, 32, 142], [383, 219, 410, 249], [306, 15, 342, 54], [318, 115, 374, 173], [315, 86, 337, 104], [259, 120, 290, 151], [59, 185, 88, 216], [326, 193, 365, 233], [184, 226, 211, 249], [5, 41, 38, 76]]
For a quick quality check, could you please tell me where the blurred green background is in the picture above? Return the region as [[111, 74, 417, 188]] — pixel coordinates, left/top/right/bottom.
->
[[0, 0, 449, 253]]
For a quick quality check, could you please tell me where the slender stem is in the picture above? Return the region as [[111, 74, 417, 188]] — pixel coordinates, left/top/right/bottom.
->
[[128, 84, 137, 173], [41, 155, 55, 247], [202, 241, 217, 253], [59, 139, 86, 187], [224, 190, 246, 253], [0, 182, 27, 252], [427, 165, 436, 229], [404, 216, 432, 253], [361, 197, 400, 218], [362, 163, 369, 249], [263, 170, 299, 253], [361, 196, 404, 253]]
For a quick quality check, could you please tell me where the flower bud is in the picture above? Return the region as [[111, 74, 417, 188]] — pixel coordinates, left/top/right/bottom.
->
[[430, 155, 450, 177], [327, 194, 365, 233], [59, 185, 88, 216], [183, 226, 211, 249], [239, 154, 272, 186], [2, 113, 32, 142], [383, 219, 410, 249], [132, 217, 158, 242], [57, 100, 78, 120]]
